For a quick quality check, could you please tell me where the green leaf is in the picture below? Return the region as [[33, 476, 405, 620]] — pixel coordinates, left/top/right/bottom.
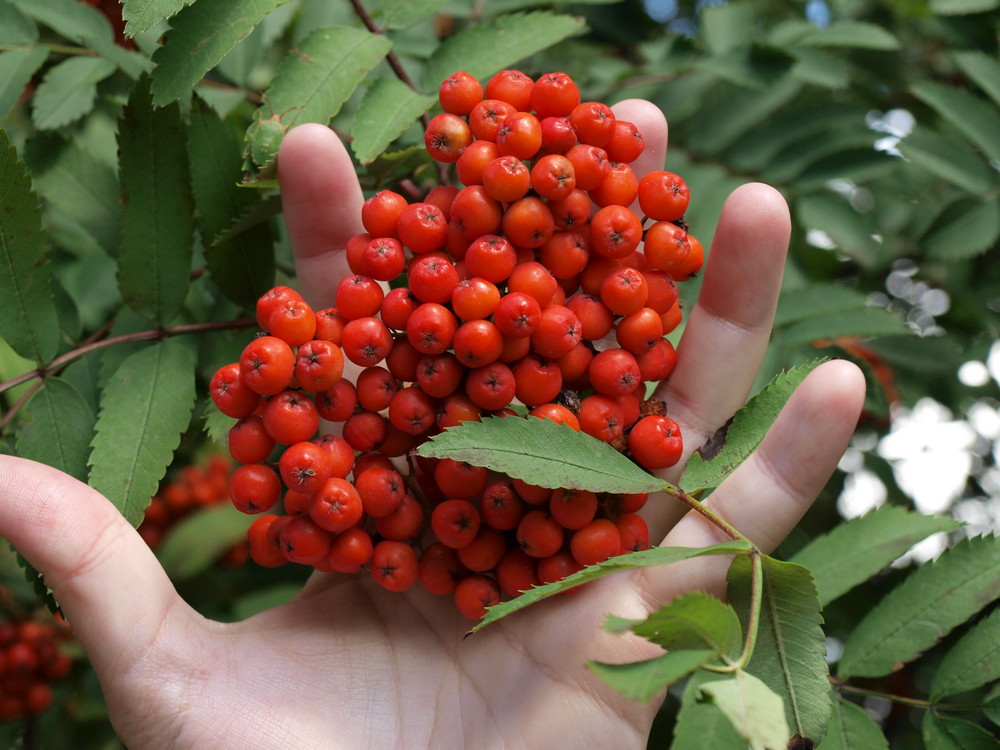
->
[[922, 712, 1000, 748], [14, 378, 96, 482], [150, 0, 292, 106], [912, 81, 1000, 164], [681, 361, 821, 494], [816, 697, 889, 750], [838, 535, 1000, 680], [187, 97, 274, 308], [923, 197, 1000, 262], [588, 649, 718, 703], [122, 0, 193, 37], [351, 77, 436, 164], [245, 25, 392, 166], [729, 556, 832, 743], [931, 607, 1000, 700], [790, 506, 962, 607], [701, 3, 753, 56], [422, 11, 587, 91], [954, 52, 1000, 108], [11, 0, 149, 78], [117, 74, 194, 325], [88, 339, 197, 527], [157, 504, 254, 579], [0, 129, 60, 364], [685, 77, 802, 154], [31, 56, 117, 131], [232, 582, 301, 620], [26, 135, 121, 257], [0, 48, 49, 118], [797, 22, 900, 49], [930, 0, 999, 13], [780, 308, 908, 346], [790, 48, 849, 89], [670, 670, 747, 750], [203, 401, 237, 449], [0, 1, 38, 43], [774, 284, 870, 328], [416, 415, 665, 494], [699, 670, 792, 750], [603, 591, 743, 658], [795, 192, 881, 267], [471, 540, 753, 631], [899, 129, 999, 195], [378, 0, 450, 30]]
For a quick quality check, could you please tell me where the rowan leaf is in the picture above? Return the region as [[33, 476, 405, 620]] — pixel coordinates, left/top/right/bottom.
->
[[187, 97, 274, 307], [157, 504, 255, 579], [122, 0, 193, 37], [88, 339, 197, 527], [31, 55, 116, 130], [681, 360, 822, 494], [797, 21, 900, 49], [728, 556, 832, 743], [953, 52, 1000, 108], [790, 505, 962, 607], [377, 0, 450, 30], [912, 81, 1000, 163], [245, 25, 392, 167], [471, 541, 753, 631], [898, 128, 999, 195], [838, 535, 1000, 680], [351, 77, 436, 164], [699, 670, 792, 750], [416, 415, 666, 494], [922, 712, 1000, 748], [14, 378, 96, 482], [930, 607, 1000, 700], [0, 48, 49, 118], [422, 12, 587, 91], [0, 129, 60, 363], [603, 591, 743, 658], [150, 0, 292, 106], [0, 1, 37, 43], [588, 649, 718, 703], [930, 0, 999, 14], [117, 74, 194, 325], [923, 197, 1000, 261], [670, 671, 747, 750], [816, 697, 889, 750]]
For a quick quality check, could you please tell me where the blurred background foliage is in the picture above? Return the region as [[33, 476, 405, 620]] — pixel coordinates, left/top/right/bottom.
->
[[0, 0, 997, 745]]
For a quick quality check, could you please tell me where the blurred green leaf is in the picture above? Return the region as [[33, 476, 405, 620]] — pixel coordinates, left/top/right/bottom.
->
[[150, 0, 292, 106], [798, 22, 901, 50], [922, 712, 1000, 747], [588, 649, 717, 703], [351, 77, 436, 164], [15, 378, 96, 481], [0, 48, 49, 117], [795, 193, 881, 267], [122, 0, 193, 38], [0, 1, 38, 43], [912, 81, 1000, 163], [422, 11, 587, 91], [117, 74, 194, 325], [157, 504, 254, 579], [245, 25, 392, 166], [780, 308, 909, 347], [701, 3, 753, 56], [88, 339, 197, 527], [816, 697, 889, 749], [378, 0, 450, 30], [898, 128, 999, 194], [31, 56, 116, 131], [0, 129, 60, 363], [930, 0, 999, 13], [791, 506, 961, 607], [930, 607, 1000, 700], [953, 51, 1000, 107], [838, 535, 1000, 680], [922, 197, 1000, 261]]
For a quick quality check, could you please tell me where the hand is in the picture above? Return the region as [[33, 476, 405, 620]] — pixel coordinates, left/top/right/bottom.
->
[[0, 102, 864, 749]]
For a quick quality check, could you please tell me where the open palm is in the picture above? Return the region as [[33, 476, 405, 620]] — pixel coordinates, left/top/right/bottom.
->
[[0, 101, 864, 749]]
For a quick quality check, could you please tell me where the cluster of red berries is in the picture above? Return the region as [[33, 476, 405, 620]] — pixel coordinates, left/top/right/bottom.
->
[[0, 612, 73, 721], [139, 455, 249, 566], [209, 70, 700, 619]]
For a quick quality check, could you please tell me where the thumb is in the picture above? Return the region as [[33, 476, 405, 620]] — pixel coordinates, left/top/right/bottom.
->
[[0, 456, 187, 677]]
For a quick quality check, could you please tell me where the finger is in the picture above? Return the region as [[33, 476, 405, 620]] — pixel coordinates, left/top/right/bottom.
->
[[642, 359, 866, 603], [278, 123, 365, 309], [642, 183, 791, 535], [0, 457, 187, 677]]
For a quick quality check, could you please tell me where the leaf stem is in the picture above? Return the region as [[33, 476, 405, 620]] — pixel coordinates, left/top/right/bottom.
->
[[0, 318, 256, 426], [832, 681, 992, 712], [736, 550, 763, 669], [664, 481, 751, 544], [0, 43, 96, 56]]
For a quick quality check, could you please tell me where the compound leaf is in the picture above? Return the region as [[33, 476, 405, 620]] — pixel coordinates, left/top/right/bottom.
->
[[588, 649, 718, 703], [790, 505, 961, 607], [188, 97, 273, 307], [0, 130, 60, 363], [816, 697, 889, 750], [423, 12, 586, 91], [117, 74, 194, 325], [838, 535, 1000, 680], [351, 77, 436, 164], [729, 556, 832, 743], [88, 339, 197, 527], [699, 670, 791, 750], [930, 607, 1000, 700], [245, 25, 392, 167], [150, 0, 291, 106], [681, 360, 821, 494], [14, 378, 96, 482], [603, 591, 743, 658], [157, 504, 254, 579], [416, 415, 665, 494], [472, 540, 752, 631]]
